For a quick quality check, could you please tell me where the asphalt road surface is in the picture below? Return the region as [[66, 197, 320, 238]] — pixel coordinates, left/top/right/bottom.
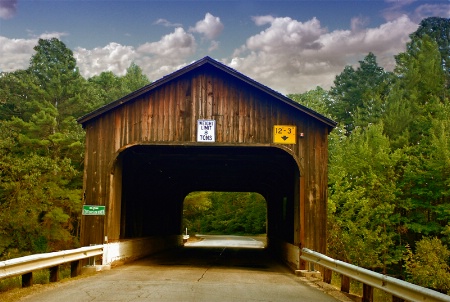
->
[[186, 234, 266, 248], [18, 236, 342, 302]]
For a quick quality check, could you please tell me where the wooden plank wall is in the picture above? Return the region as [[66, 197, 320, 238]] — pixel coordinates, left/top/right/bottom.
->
[[81, 66, 329, 254]]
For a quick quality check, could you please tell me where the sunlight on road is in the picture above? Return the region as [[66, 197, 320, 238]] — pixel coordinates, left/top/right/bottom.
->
[[185, 235, 265, 248]]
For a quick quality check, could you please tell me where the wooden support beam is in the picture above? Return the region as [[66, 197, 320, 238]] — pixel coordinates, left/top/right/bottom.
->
[[323, 268, 332, 284], [50, 265, 60, 282], [22, 272, 33, 287], [362, 284, 373, 302], [341, 275, 350, 293], [71, 260, 81, 277]]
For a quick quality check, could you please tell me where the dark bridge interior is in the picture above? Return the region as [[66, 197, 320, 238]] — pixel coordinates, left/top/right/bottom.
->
[[119, 145, 299, 243]]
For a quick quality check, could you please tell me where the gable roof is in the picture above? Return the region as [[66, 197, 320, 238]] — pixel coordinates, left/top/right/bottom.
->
[[77, 56, 337, 129]]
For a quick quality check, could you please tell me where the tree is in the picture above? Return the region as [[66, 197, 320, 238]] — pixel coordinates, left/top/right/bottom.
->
[[0, 39, 89, 259], [183, 191, 212, 233], [382, 34, 450, 243], [288, 86, 333, 119], [88, 63, 150, 107], [404, 237, 450, 294], [410, 17, 450, 86], [327, 124, 403, 270], [183, 192, 266, 235], [327, 53, 390, 134], [0, 120, 81, 258], [122, 63, 150, 92], [0, 70, 45, 121], [28, 38, 100, 123]]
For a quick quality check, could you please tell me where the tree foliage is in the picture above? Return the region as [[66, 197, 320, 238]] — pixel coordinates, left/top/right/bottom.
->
[[326, 53, 391, 134], [404, 237, 450, 294], [183, 192, 267, 235], [321, 17, 450, 288], [0, 38, 150, 259]]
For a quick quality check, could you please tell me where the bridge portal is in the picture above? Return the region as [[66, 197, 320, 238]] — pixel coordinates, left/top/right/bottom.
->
[[78, 57, 336, 269]]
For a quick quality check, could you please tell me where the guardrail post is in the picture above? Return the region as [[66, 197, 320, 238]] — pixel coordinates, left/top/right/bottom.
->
[[392, 295, 405, 302], [362, 284, 373, 302], [22, 272, 33, 287], [323, 268, 332, 284], [71, 260, 81, 277], [49, 265, 60, 282], [341, 275, 350, 293]]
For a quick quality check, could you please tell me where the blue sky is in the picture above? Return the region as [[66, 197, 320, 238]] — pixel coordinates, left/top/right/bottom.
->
[[0, 0, 449, 93]]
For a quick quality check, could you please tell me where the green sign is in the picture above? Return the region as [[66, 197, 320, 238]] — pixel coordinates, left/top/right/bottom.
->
[[82, 205, 106, 216]]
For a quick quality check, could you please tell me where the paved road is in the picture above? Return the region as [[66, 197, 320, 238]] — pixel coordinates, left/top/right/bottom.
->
[[19, 237, 341, 302], [187, 234, 265, 248]]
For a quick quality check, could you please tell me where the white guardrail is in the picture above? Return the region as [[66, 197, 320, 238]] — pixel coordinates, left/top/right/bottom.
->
[[0, 245, 103, 284], [301, 248, 450, 302]]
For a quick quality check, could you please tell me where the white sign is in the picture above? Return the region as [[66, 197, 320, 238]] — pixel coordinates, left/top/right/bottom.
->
[[197, 119, 216, 142]]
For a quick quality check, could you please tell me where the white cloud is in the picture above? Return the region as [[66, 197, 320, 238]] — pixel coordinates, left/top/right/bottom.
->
[[74, 27, 197, 81], [75, 43, 137, 78], [228, 15, 418, 94], [137, 27, 196, 57], [252, 15, 275, 26], [0, 32, 69, 72], [136, 27, 196, 80], [208, 40, 220, 52], [413, 4, 450, 22], [382, 0, 449, 22], [0, 11, 427, 95], [154, 18, 183, 28], [0, 0, 17, 19], [190, 13, 224, 40], [0, 36, 36, 72]]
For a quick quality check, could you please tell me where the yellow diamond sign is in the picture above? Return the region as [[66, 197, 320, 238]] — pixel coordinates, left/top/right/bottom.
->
[[273, 125, 296, 144]]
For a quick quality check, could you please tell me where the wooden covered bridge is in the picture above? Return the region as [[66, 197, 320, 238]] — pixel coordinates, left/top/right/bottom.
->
[[77, 57, 336, 268]]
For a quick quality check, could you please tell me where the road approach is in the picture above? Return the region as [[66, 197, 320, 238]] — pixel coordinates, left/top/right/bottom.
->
[[19, 236, 343, 302]]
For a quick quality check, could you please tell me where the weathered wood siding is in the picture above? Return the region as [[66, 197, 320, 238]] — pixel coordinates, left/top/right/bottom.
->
[[81, 64, 330, 255]]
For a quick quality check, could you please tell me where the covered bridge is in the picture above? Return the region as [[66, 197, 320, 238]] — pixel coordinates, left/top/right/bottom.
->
[[77, 56, 336, 268]]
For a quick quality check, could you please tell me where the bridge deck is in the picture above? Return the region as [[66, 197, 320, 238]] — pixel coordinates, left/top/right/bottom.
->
[[18, 243, 343, 301]]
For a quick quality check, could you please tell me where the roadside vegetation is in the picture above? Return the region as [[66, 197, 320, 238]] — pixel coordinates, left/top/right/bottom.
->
[[0, 17, 449, 294]]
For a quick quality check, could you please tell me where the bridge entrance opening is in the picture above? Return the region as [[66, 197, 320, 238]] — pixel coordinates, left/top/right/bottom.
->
[[183, 192, 267, 248], [114, 145, 299, 246]]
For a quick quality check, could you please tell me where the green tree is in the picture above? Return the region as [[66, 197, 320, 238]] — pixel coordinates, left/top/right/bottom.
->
[[0, 39, 89, 258], [183, 192, 266, 235], [88, 71, 124, 105], [410, 17, 450, 86], [0, 121, 81, 258], [122, 63, 150, 92], [88, 63, 150, 107], [29, 38, 101, 123], [404, 237, 450, 294], [383, 34, 450, 242], [327, 124, 403, 270], [327, 53, 390, 134], [0, 70, 45, 121], [288, 86, 332, 119], [183, 191, 212, 233]]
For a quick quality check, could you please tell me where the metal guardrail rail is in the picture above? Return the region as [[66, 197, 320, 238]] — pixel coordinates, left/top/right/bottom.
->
[[0, 245, 104, 286], [301, 248, 450, 302]]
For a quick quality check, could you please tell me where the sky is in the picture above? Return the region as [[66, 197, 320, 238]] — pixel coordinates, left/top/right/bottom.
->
[[0, 1, 449, 94]]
